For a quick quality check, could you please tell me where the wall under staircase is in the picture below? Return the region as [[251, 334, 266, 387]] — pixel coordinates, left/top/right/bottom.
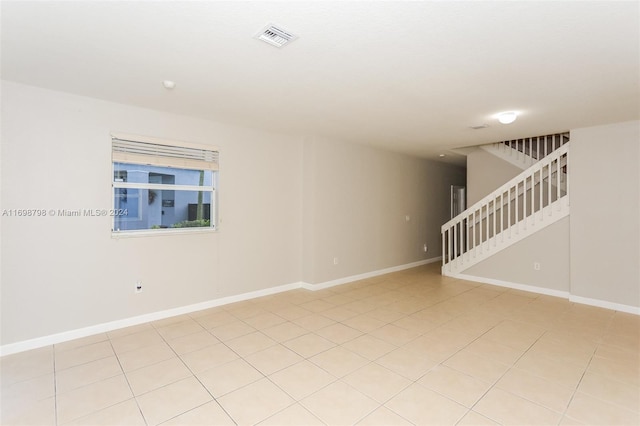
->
[[442, 134, 571, 296], [441, 121, 639, 314], [460, 217, 570, 295]]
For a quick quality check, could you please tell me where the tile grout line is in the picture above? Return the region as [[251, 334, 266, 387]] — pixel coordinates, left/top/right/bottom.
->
[[52, 346, 59, 426], [236, 284, 401, 424], [431, 317, 546, 425], [150, 318, 240, 425], [5, 265, 637, 426], [106, 338, 149, 426]]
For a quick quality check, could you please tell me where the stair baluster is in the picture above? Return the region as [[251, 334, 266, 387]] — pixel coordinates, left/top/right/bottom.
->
[[442, 142, 570, 276]]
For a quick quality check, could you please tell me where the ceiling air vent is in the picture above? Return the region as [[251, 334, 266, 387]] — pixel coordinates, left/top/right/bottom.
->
[[256, 24, 298, 48], [469, 124, 489, 130]]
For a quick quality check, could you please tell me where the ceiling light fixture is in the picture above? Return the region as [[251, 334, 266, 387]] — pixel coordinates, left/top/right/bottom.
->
[[162, 80, 176, 90], [497, 111, 518, 124], [439, 154, 446, 157]]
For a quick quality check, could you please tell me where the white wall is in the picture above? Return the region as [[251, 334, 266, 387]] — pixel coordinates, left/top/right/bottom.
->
[[0, 81, 303, 345], [0, 81, 467, 347], [462, 145, 571, 294], [461, 120, 640, 311], [463, 217, 570, 293], [466, 147, 521, 205], [570, 121, 640, 308], [302, 136, 466, 284]]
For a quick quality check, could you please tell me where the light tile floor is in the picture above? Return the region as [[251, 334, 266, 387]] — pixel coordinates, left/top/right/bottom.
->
[[2, 263, 639, 425]]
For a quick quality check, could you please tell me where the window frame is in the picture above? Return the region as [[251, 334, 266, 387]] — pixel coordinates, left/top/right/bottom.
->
[[111, 133, 219, 237]]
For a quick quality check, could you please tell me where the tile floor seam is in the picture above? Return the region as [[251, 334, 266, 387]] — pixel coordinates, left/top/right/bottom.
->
[[451, 322, 550, 421], [201, 359, 267, 399], [52, 346, 59, 426], [5, 264, 639, 426], [351, 399, 385, 425], [555, 332, 599, 422], [382, 374, 424, 406], [158, 399, 222, 426], [152, 324, 225, 406], [564, 341, 640, 418], [263, 400, 326, 425], [54, 358, 126, 397], [576, 381, 640, 415], [577, 390, 640, 416], [296, 380, 382, 426], [561, 391, 582, 425], [122, 321, 219, 424], [54, 348, 115, 372], [381, 383, 464, 426], [410, 369, 488, 417], [263, 346, 402, 424], [105, 336, 148, 426], [269, 372, 337, 405], [56, 399, 138, 426], [468, 387, 525, 426], [287, 331, 338, 359], [492, 379, 572, 419], [454, 408, 475, 426], [208, 321, 257, 343], [56, 375, 138, 425], [495, 326, 610, 424], [216, 397, 243, 426]]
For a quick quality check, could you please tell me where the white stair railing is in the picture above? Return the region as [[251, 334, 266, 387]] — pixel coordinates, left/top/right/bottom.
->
[[442, 142, 570, 275], [482, 132, 570, 170]]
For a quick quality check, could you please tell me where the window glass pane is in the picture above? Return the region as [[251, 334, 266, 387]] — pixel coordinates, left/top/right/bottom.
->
[[113, 162, 213, 186], [112, 162, 215, 232], [113, 189, 213, 231], [114, 188, 141, 221]]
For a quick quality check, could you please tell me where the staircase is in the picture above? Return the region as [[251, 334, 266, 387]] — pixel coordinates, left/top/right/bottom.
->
[[480, 132, 570, 170], [442, 134, 570, 276]]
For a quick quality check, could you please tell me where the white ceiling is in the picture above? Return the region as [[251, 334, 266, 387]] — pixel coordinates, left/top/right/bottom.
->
[[2, 1, 638, 164]]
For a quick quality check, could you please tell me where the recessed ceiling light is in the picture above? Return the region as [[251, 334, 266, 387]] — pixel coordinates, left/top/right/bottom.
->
[[439, 154, 446, 157], [162, 80, 176, 90], [497, 111, 518, 124]]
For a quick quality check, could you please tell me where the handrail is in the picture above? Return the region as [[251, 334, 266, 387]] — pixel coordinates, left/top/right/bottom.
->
[[494, 132, 569, 160], [442, 142, 570, 272], [442, 143, 569, 230]]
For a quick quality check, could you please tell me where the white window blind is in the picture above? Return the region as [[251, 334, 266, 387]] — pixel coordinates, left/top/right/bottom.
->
[[112, 134, 219, 171]]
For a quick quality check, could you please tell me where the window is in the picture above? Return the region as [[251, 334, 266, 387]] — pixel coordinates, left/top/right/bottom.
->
[[111, 134, 218, 234]]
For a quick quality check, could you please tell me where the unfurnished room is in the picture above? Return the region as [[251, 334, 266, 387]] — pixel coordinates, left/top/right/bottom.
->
[[1, 1, 639, 425]]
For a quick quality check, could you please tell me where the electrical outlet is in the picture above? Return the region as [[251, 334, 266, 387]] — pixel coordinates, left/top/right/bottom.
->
[[533, 262, 541, 271], [135, 281, 143, 293], [333, 257, 339, 265], [423, 244, 428, 253], [405, 215, 411, 222]]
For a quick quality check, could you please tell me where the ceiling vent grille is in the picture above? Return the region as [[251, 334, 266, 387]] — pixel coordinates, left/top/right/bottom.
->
[[469, 124, 489, 130], [256, 24, 297, 48]]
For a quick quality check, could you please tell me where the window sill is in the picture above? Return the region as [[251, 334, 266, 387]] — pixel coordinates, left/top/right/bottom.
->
[[111, 227, 217, 239]]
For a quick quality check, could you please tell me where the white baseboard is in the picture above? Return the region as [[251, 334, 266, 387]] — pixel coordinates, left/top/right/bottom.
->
[[301, 256, 442, 291], [569, 295, 640, 315], [451, 272, 640, 315], [0, 281, 302, 357], [0, 257, 442, 356], [451, 273, 570, 299]]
